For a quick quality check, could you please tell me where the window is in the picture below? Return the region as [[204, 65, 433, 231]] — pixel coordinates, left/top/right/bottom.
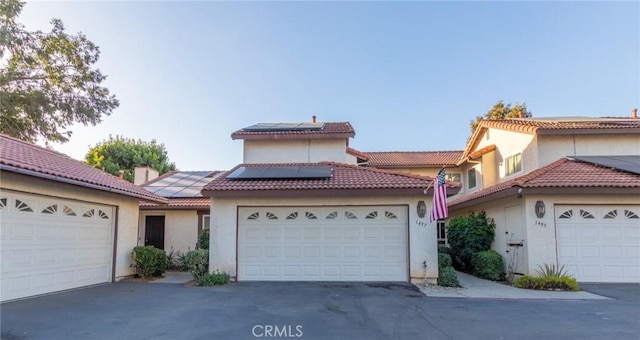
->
[[467, 168, 477, 189], [437, 220, 446, 245], [446, 173, 461, 183], [203, 215, 210, 229], [505, 153, 522, 176]]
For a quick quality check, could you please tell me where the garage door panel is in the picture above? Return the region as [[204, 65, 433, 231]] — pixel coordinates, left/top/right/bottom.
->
[[556, 204, 640, 283], [238, 206, 407, 281], [1, 193, 114, 301]]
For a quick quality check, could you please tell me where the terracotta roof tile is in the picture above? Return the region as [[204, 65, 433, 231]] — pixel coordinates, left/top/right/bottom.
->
[[365, 151, 463, 168], [460, 117, 640, 163], [0, 134, 167, 203], [449, 157, 640, 207], [346, 147, 369, 161], [140, 197, 210, 209], [203, 162, 461, 197], [231, 122, 355, 140]]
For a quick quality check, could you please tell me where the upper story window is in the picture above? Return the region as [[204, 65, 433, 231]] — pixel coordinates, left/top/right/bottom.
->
[[467, 168, 477, 189], [446, 173, 461, 183], [203, 215, 210, 229], [505, 153, 523, 176]]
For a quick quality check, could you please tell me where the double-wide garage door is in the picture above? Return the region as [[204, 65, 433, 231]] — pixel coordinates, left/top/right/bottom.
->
[[556, 205, 640, 283], [1, 192, 114, 302], [238, 206, 408, 281]]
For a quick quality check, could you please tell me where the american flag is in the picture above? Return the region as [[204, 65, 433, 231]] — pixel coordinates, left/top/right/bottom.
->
[[430, 168, 448, 222]]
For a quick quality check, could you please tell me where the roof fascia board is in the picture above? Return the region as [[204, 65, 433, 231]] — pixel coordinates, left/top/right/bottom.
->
[[1, 165, 168, 204]]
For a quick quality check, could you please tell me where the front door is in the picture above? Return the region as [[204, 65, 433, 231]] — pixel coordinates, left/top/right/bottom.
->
[[145, 216, 165, 250]]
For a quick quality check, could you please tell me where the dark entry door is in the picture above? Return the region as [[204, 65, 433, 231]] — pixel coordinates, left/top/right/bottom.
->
[[145, 216, 165, 250]]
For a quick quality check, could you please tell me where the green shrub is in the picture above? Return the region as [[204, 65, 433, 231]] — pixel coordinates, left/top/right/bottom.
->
[[198, 228, 210, 250], [437, 245, 454, 256], [131, 246, 168, 278], [438, 266, 461, 287], [184, 249, 209, 279], [514, 275, 579, 291], [446, 211, 496, 271], [438, 253, 453, 270], [196, 270, 230, 286], [471, 250, 505, 281]]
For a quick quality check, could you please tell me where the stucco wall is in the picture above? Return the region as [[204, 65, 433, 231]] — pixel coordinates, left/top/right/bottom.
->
[[1, 171, 141, 280], [243, 139, 349, 163], [210, 195, 440, 284], [475, 128, 537, 179], [139, 210, 200, 255], [537, 134, 640, 167], [449, 197, 528, 275]]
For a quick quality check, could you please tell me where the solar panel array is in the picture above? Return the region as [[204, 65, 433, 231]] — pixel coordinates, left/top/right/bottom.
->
[[226, 165, 333, 180], [242, 122, 324, 132], [144, 171, 219, 197], [572, 155, 640, 175]]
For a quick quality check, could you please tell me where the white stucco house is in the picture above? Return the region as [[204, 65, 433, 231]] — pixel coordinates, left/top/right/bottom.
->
[[449, 116, 640, 283], [204, 121, 460, 284], [138, 170, 222, 255], [0, 134, 167, 302]]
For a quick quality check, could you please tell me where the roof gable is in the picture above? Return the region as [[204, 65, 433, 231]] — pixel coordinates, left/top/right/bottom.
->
[[0, 134, 167, 203]]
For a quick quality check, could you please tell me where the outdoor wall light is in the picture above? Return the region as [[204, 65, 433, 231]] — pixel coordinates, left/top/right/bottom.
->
[[417, 201, 427, 218], [535, 200, 546, 218]]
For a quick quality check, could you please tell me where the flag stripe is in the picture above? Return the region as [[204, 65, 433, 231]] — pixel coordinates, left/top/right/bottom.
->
[[430, 169, 448, 221]]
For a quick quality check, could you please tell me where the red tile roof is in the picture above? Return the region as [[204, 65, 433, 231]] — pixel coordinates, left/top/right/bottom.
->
[[203, 162, 461, 198], [460, 117, 640, 163], [0, 134, 167, 203], [140, 197, 210, 210], [231, 122, 355, 140], [364, 151, 463, 168], [449, 157, 640, 209], [346, 147, 369, 161]]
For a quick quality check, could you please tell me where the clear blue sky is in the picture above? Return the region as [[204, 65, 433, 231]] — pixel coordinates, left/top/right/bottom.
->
[[20, 1, 640, 171]]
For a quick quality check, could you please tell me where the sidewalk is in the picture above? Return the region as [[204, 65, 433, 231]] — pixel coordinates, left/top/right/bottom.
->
[[150, 271, 193, 284], [420, 271, 608, 300]]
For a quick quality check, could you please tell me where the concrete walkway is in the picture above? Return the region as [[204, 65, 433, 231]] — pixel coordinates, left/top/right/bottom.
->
[[420, 271, 608, 300], [150, 271, 193, 284]]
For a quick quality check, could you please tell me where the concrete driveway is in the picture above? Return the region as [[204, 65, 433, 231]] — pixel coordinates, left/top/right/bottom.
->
[[1, 281, 638, 340]]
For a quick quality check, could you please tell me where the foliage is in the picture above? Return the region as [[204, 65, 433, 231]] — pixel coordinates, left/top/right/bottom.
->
[[196, 270, 230, 286], [197, 228, 210, 250], [446, 211, 496, 271], [166, 247, 188, 271], [471, 250, 505, 281], [536, 263, 571, 279], [184, 249, 209, 279], [84, 135, 176, 182], [514, 275, 579, 292], [437, 245, 453, 256], [131, 246, 168, 278], [438, 253, 453, 270], [469, 101, 531, 136], [0, 0, 119, 144], [438, 266, 461, 288]]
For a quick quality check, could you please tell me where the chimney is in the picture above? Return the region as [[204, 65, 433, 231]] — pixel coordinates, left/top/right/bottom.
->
[[118, 170, 124, 180], [134, 166, 159, 185], [312, 115, 317, 123], [518, 110, 524, 118], [633, 108, 638, 119]]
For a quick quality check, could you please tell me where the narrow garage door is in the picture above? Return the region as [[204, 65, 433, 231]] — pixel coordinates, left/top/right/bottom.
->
[[1, 192, 115, 302], [238, 206, 408, 281], [556, 205, 640, 283]]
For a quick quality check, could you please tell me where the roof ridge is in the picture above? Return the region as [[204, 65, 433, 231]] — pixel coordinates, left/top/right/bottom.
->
[[0, 133, 83, 161], [515, 158, 570, 187], [365, 150, 464, 154]]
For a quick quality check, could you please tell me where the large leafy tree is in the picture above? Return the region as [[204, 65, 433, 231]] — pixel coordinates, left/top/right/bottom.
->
[[0, 0, 118, 143], [469, 100, 531, 135], [85, 136, 177, 183]]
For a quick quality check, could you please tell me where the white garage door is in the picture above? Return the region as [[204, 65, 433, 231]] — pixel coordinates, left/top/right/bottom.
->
[[556, 205, 640, 283], [238, 206, 408, 281], [1, 192, 115, 302]]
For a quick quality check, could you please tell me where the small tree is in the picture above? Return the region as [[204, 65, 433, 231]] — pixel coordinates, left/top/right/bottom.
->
[[446, 211, 496, 271], [469, 101, 531, 136], [85, 135, 176, 182]]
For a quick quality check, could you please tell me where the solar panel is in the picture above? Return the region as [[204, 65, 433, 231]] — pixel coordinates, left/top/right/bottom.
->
[[143, 171, 218, 197], [572, 155, 640, 175], [243, 122, 324, 132], [226, 165, 333, 180]]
